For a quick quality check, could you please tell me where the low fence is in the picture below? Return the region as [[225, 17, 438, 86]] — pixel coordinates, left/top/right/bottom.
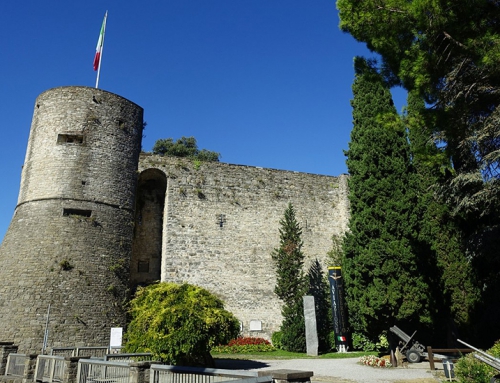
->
[[426, 346, 474, 370], [76, 359, 131, 383], [1, 343, 312, 383], [150, 365, 270, 383], [51, 348, 110, 358], [103, 354, 153, 362], [5, 353, 28, 377], [35, 355, 66, 383]]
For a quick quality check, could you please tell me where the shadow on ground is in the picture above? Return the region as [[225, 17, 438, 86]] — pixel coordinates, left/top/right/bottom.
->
[[215, 359, 270, 370]]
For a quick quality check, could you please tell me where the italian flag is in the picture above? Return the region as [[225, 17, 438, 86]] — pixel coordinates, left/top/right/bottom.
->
[[93, 12, 107, 71]]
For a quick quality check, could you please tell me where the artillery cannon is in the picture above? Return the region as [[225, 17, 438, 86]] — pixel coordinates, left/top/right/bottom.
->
[[389, 325, 426, 363], [458, 339, 500, 383]]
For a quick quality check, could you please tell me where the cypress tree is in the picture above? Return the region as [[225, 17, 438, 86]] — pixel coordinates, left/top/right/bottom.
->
[[272, 202, 307, 352], [405, 91, 480, 339], [342, 58, 431, 339]]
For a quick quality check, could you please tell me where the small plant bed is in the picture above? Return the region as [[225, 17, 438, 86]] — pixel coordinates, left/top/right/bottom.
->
[[212, 337, 275, 354], [358, 355, 393, 368]]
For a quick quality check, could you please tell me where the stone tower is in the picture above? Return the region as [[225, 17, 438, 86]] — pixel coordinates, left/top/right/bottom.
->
[[0, 86, 143, 352]]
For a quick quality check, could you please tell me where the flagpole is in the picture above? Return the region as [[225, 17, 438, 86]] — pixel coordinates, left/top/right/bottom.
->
[[95, 11, 108, 89]]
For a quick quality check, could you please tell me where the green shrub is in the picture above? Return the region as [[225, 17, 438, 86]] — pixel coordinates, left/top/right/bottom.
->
[[352, 332, 388, 352], [455, 353, 492, 383], [123, 282, 240, 366], [271, 331, 283, 349], [455, 340, 500, 383]]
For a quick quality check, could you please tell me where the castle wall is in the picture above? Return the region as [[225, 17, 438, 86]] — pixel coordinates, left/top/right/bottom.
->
[[137, 155, 349, 338], [0, 85, 349, 350], [0, 87, 143, 352]]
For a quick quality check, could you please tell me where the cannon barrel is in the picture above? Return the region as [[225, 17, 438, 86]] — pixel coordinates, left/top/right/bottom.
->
[[457, 339, 500, 372]]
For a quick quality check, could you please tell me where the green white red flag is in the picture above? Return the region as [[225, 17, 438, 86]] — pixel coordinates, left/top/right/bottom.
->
[[93, 12, 107, 71]]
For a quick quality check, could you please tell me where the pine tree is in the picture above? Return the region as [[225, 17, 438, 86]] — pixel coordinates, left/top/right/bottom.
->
[[272, 202, 307, 352], [342, 58, 431, 339], [405, 91, 479, 337]]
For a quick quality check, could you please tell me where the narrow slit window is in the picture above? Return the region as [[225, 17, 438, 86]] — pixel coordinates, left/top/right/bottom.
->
[[63, 208, 92, 218], [57, 134, 84, 145]]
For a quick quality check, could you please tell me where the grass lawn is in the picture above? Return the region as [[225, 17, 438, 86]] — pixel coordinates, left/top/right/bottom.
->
[[212, 350, 376, 360]]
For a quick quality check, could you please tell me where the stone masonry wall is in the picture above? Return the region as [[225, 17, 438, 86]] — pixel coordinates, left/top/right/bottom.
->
[[137, 155, 349, 338]]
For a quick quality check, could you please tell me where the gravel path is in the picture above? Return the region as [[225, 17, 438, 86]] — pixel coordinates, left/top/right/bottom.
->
[[215, 357, 443, 383]]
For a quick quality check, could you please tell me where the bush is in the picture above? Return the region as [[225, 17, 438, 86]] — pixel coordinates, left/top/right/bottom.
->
[[123, 282, 240, 366], [271, 331, 283, 349], [212, 337, 275, 353], [352, 332, 388, 352], [455, 340, 500, 383]]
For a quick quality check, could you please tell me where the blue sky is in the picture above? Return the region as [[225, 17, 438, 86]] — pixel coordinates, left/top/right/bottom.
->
[[0, 1, 406, 241]]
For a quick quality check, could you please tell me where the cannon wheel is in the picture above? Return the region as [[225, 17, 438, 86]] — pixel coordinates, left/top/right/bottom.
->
[[406, 349, 422, 363], [491, 375, 500, 383]]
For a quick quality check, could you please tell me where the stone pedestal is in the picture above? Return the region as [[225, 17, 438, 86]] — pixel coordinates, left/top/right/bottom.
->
[[258, 369, 313, 383]]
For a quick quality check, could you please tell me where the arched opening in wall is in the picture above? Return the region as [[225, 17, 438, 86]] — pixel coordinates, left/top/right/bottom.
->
[[130, 168, 167, 291]]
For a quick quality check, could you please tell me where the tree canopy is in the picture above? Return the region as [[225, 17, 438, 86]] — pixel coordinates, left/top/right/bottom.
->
[[152, 136, 220, 162], [337, 0, 500, 215]]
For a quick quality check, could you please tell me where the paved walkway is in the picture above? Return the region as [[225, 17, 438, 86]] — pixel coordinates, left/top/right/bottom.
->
[[215, 357, 444, 383]]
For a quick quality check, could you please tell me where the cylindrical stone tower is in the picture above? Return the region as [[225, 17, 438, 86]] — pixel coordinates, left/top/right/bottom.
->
[[0, 86, 143, 352]]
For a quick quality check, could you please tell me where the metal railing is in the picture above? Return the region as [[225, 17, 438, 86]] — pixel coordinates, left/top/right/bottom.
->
[[50, 348, 76, 357], [35, 355, 66, 383], [150, 365, 271, 383], [76, 359, 131, 383], [75, 347, 109, 358], [103, 354, 153, 362], [5, 353, 28, 377], [50, 347, 110, 358]]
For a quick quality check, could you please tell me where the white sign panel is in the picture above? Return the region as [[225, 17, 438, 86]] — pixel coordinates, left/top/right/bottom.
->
[[110, 327, 123, 348], [249, 320, 262, 331]]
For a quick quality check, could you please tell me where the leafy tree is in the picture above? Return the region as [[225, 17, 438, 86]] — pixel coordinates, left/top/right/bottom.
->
[[152, 136, 220, 162], [123, 282, 239, 366], [342, 57, 431, 339], [271, 202, 307, 352]]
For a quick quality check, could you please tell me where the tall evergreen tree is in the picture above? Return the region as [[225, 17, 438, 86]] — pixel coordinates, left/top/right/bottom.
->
[[405, 91, 480, 338], [272, 203, 307, 352], [342, 58, 431, 339], [337, 0, 500, 345]]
